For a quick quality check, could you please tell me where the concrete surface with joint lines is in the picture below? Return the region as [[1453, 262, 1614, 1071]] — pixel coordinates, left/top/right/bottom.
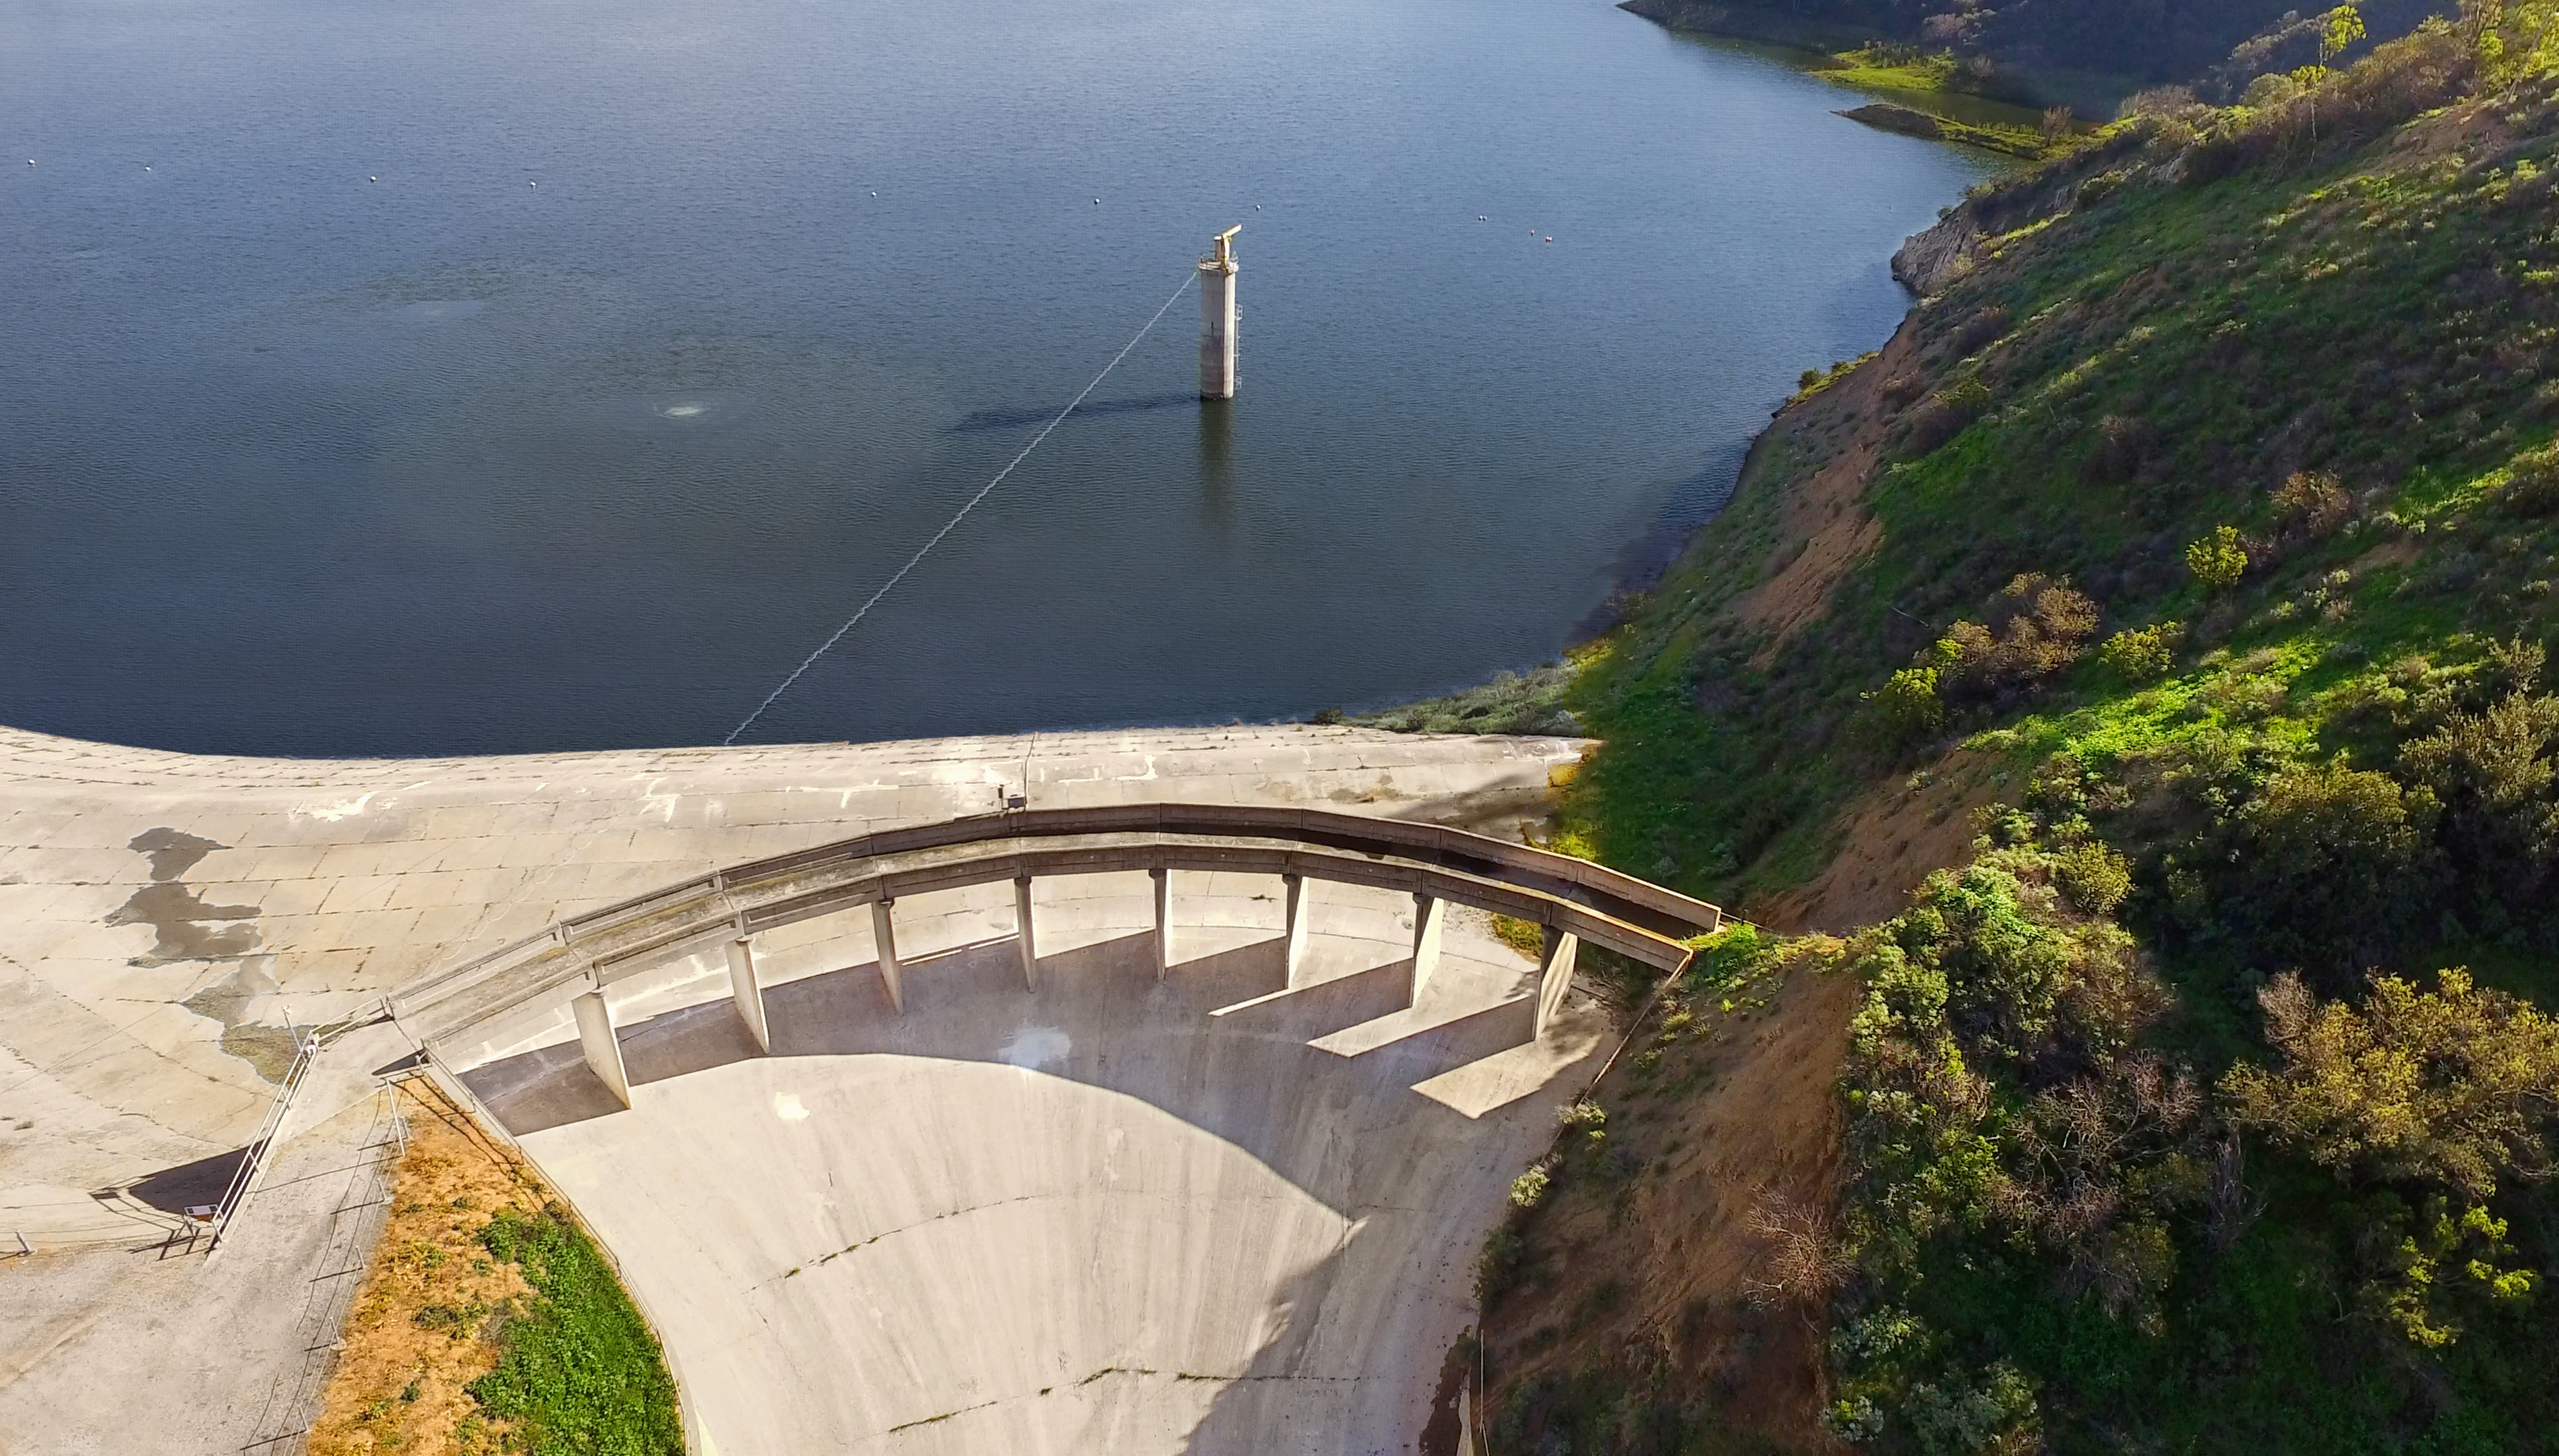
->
[[0, 722, 1577, 1248], [0, 723, 1594, 1452]]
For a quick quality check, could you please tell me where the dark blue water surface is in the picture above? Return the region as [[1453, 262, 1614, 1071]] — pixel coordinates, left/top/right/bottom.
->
[[0, 0, 1989, 756]]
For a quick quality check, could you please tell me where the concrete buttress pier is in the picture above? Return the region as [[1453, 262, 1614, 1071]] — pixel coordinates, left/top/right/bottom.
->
[[1199, 225, 1239, 399]]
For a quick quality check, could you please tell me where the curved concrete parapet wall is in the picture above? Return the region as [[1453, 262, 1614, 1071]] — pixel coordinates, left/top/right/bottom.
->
[[386, 803, 1721, 1057]]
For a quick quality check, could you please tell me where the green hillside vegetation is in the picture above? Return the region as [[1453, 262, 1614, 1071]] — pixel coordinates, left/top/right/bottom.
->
[[1487, 7, 2559, 1452], [1622, 0, 2452, 112], [1811, 45, 2074, 156]]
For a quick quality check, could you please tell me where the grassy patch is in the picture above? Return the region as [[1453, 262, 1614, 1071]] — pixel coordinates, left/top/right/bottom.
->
[[1346, 661, 1580, 736], [469, 1207, 684, 1456]]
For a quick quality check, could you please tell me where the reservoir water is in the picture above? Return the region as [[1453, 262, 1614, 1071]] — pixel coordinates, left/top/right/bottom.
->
[[0, 0, 1991, 756]]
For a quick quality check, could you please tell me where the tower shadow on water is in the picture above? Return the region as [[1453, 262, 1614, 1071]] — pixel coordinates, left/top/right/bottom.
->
[[1198, 396, 1235, 535]]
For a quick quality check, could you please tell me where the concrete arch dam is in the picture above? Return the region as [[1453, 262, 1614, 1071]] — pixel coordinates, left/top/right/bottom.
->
[[400, 806, 1720, 1455]]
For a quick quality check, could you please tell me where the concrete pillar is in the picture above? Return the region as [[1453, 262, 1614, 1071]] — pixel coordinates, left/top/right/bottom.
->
[[1410, 892, 1446, 1005], [1151, 867, 1172, 979], [1535, 926, 1581, 1039], [1282, 873, 1309, 988], [1015, 876, 1039, 990], [572, 989, 630, 1109], [870, 899, 905, 1014], [727, 937, 771, 1053], [1199, 227, 1239, 400]]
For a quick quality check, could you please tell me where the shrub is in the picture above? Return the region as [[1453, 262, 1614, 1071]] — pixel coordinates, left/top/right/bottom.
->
[[1871, 666, 1947, 744], [2399, 690, 2559, 903], [1509, 1164, 1551, 1209], [2233, 760, 2437, 962], [2223, 968, 2559, 1201], [1930, 574, 2103, 707], [1904, 1362, 2041, 1456], [2051, 841, 2132, 915], [2097, 622, 2184, 680], [2361, 1196, 2539, 1347], [2496, 441, 2559, 516], [1475, 1224, 1525, 1304], [1905, 377, 1995, 456], [2186, 525, 2249, 591], [2087, 414, 2157, 482], [1950, 307, 2013, 357], [2269, 469, 2353, 542]]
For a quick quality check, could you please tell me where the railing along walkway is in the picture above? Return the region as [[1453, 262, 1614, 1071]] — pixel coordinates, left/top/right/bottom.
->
[[386, 804, 1723, 1099]]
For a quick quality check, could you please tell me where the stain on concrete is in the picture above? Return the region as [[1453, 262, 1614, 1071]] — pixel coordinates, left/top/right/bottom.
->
[[181, 963, 304, 1084], [127, 827, 227, 882], [107, 883, 263, 965], [115, 830, 296, 1081], [105, 828, 262, 967]]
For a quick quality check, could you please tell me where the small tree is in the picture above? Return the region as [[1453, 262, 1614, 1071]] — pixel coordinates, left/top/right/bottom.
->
[[2464, 0, 2559, 84], [2098, 622, 2183, 681], [2185, 526, 2248, 593], [1871, 666, 1946, 746], [2234, 760, 2435, 963]]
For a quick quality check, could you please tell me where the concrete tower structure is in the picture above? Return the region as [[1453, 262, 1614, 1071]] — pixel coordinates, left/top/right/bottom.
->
[[1198, 225, 1239, 400]]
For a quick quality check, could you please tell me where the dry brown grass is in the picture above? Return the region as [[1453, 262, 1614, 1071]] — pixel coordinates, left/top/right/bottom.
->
[[1479, 959, 1864, 1451], [1753, 747, 2004, 933], [306, 1081, 549, 1456], [1724, 313, 1926, 660]]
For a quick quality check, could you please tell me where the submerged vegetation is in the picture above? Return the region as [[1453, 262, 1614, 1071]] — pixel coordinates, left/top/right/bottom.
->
[[1481, 6, 2559, 1451]]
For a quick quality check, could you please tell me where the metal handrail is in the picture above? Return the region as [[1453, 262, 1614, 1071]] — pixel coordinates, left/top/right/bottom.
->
[[394, 804, 1720, 1016]]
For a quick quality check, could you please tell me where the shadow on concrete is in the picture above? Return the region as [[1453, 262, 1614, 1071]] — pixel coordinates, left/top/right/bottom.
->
[[125, 1143, 258, 1215], [462, 1041, 625, 1135], [461, 932, 1537, 1152], [1345, 994, 1538, 1083], [450, 927, 1598, 1454], [1210, 959, 1410, 1041], [624, 999, 764, 1086]]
